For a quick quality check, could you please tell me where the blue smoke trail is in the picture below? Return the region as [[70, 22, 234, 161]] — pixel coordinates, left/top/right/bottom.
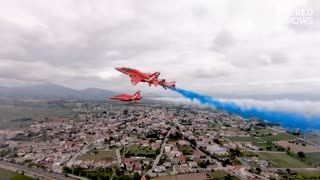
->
[[170, 87, 320, 131]]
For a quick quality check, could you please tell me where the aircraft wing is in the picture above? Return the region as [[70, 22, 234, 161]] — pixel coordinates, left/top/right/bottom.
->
[[130, 76, 142, 85]]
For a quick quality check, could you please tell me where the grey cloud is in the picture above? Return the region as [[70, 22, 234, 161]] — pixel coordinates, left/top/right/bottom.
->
[[191, 5, 209, 19], [190, 68, 229, 79], [268, 52, 288, 64], [0, 0, 319, 100], [211, 30, 236, 52], [0, 15, 169, 69], [225, 43, 290, 68], [254, 52, 288, 66]]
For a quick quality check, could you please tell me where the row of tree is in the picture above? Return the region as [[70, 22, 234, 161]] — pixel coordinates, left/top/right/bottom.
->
[[63, 166, 151, 180]]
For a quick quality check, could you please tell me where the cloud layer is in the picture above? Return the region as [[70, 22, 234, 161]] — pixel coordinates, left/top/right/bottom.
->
[[0, 0, 319, 99]]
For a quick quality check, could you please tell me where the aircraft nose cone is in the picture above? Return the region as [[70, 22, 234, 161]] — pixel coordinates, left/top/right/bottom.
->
[[115, 67, 126, 73]]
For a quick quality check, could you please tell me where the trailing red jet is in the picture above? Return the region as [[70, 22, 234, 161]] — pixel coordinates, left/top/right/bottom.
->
[[158, 79, 176, 89], [110, 90, 142, 102], [115, 67, 160, 86]]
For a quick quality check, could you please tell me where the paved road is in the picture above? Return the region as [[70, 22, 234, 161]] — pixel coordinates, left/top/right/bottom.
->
[[0, 161, 78, 180], [147, 128, 171, 175]]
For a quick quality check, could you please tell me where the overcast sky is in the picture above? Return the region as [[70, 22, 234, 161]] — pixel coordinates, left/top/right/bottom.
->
[[0, 0, 320, 99]]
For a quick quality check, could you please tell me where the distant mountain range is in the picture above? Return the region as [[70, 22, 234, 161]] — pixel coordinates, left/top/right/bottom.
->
[[0, 84, 160, 100]]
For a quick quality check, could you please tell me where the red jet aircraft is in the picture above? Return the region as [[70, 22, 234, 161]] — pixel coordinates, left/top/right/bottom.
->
[[110, 90, 142, 102], [158, 79, 176, 89], [115, 67, 160, 86]]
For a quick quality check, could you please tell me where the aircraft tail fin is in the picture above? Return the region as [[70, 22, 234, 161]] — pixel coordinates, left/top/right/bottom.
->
[[147, 72, 160, 81], [132, 90, 141, 99]]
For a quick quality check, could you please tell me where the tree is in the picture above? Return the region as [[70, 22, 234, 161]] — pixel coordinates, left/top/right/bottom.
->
[[145, 164, 152, 171], [122, 175, 131, 180], [133, 172, 141, 180], [225, 174, 232, 180], [91, 174, 97, 180], [221, 158, 231, 167], [213, 139, 221, 145], [73, 167, 84, 176], [286, 168, 291, 174], [114, 166, 122, 176], [256, 167, 261, 174], [229, 148, 241, 159], [197, 160, 207, 168], [190, 139, 197, 146], [145, 175, 151, 180], [286, 146, 291, 153], [297, 151, 305, 158], [62, 166, 72, 174]]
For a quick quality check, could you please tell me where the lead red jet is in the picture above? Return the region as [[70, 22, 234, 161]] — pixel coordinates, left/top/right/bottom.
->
[[158, 79, 176, 89], [109, 90, 142, 102], [115, 67, 160, 87]]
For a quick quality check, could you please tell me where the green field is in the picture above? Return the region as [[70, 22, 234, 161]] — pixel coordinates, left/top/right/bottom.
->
[[178, 145, 193, 155], [294, 170, 320, 177], [209, 170, 228, 178], [0, 168, 34, 180], [227, 136, 262, 142], [257, 152, 310, 168], [305, 152, 320, 167], [242, 151, 258, 157], [295, 152, 320, 167], [0, 168, 17, 180], [227, 133, 295, 143], [167, 140, 177, 144], [77, 150, 116, 162], [279, 169, 320, 179], [209, 170, 239, 180], [260, 133, 295, 142], [10, 174, 34, 180], [252, 141, 286, 152], [85, 171, 113, 179], [251, 128, 275, 134], [126, 145, 157, 158]]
